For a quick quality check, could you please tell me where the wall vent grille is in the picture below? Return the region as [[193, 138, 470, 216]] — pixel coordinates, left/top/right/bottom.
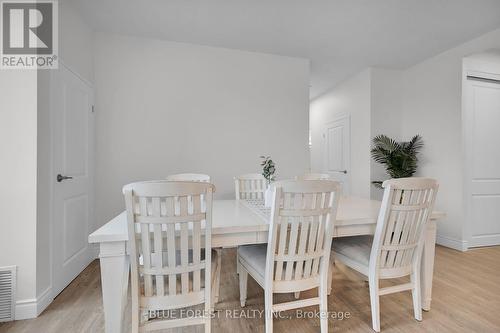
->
[[0, 266, 16, 322]]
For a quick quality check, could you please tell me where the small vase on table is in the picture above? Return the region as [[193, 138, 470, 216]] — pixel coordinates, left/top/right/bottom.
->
[[264, 184, 273, 207]]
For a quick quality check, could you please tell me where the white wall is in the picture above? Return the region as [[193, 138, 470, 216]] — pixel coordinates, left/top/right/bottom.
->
[[312, 28, 500, 250], [397, 28, 500, 250], [93, 33, 310, 228], [0, 70, 38, 318], [59, 0, 94, 84], [335, 28, 500, 250], [370, 68, 403, 200], [310, 69, 371, 197]]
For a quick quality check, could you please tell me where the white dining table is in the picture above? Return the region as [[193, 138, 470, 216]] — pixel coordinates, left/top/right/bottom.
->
[[88, 197, 445, 333]]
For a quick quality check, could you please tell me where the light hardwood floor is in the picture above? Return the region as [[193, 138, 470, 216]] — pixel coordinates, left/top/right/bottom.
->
[[1, 245, 500, 333]]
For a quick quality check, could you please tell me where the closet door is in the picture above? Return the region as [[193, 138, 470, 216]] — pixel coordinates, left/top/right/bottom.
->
[[464, 75, 500, 247]]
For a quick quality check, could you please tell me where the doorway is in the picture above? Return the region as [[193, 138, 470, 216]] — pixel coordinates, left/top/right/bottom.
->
[[464, 66, 500, 248], [323, 115, 351, 195]]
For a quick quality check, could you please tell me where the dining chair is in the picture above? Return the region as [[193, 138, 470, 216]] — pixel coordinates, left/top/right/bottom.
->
[[165, 174, 229, 303], [238, 180, 341, 333], [295, 173, 331, 180], [123, 181, 216, 333], [164, 173, 222, 303], [234, 173, 267, 200], [332, 178, 438, 332], [166, 173, 211, 182], [292, 174, 332, 299]]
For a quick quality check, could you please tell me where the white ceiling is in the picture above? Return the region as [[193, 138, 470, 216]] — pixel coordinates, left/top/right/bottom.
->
[[70, 0, 500, 98]]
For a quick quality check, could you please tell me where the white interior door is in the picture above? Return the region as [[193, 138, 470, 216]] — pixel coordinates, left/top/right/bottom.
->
[[464, 76, 500, 248], [51, 64, 94, 297], [323, 116, 350, 195]]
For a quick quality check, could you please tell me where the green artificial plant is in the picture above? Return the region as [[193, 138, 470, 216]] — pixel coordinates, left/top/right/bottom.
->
[[371, 134, 424, 188], [260, 156, 276, 185]]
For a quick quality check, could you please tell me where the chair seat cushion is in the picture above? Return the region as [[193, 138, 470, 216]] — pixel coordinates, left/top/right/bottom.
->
[[332, 235, 373, 269], [238, 244, 267, 282]]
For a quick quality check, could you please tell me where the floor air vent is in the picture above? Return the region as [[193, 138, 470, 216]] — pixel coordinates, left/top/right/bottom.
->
[[0, 266, 16, 322]]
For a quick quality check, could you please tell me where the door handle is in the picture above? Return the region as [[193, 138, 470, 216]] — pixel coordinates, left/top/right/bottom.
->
[[57, 174, 73, 182], [335, 170, 347, 174]]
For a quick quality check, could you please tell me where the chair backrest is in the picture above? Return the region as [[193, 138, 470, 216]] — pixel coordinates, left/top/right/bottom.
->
[[166, 173, 211, 182], [295, 173, 331, 180], [265, 180, 341, 292], [123, 181, 215, 319], [234, 173, 267, 200], [370, 178, 438, 278]]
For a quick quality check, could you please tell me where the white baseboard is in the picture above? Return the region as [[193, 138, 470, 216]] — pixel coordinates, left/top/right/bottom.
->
[[36, 287, 53, 316], [15, 287, 53, 320], [15, 298, 37, 320], [468, 234, 500, 248], [436, 234, 468, 252]]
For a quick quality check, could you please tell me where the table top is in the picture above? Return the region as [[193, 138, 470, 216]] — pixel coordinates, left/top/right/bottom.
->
[[88, 197, 445, 244]]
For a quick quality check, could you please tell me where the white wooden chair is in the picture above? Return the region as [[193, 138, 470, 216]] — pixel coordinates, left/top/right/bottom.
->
[[332, 178, 438, 332], [295, 173, 331, 180], [164, 173, 226, 303], [166, 173, 211, 182], [164, 173, 224, 303], [234, 173, 267, 200], [238, 180, 341, 333], [123, 181, 216, 333], [293, 174, 332, 299]]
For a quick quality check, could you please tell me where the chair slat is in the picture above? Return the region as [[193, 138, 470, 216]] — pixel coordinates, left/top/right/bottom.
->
[[312, 192, 328, 275], [284, 219, 299, 280], [192, 195, 202, 292], [140, 262, 205, 276], [280, 207, 332, 217], [400, 191, 419, 266], [294, 193, 313, 280], [395, 190, 419, 267], [382, 190, 402, 268], [134, 213, 206, 224], [386, 190, 411, 268], [179, 196, 189, 294], [275, 250, 324, 261], [275, 192, 291, 280], [139, 197, 154, 297], [303, 193, 321, 278], [166, 197, 177, 296], [152, 197, 164, 296]]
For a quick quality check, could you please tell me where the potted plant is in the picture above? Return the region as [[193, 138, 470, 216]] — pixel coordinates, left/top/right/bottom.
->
[[371, 134, 424, 188], [260, 156, 276, 206]]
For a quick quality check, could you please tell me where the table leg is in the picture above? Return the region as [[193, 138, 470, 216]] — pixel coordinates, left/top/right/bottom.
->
[[99, 241, 130, 333], [213, 248, 222, 303], [421, 219, 437, 311]]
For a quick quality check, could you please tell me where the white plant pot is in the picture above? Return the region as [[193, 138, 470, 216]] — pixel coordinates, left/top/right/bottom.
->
[[264, 186, 273, 207]]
